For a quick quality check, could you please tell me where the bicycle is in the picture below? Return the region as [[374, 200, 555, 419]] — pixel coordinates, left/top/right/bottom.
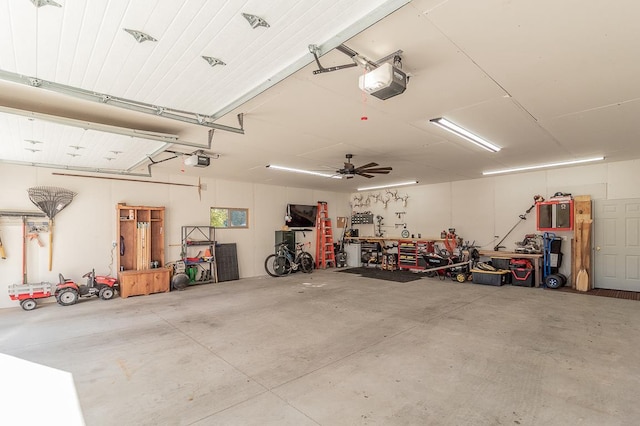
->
[[265, 242, 314, 277]]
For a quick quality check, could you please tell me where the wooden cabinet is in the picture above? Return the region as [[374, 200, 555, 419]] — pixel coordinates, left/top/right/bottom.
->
[[117, 204, 165, 271], [118, 268, 170, 298], [536, 198, 574, 231], [116, 204, 167, 298]]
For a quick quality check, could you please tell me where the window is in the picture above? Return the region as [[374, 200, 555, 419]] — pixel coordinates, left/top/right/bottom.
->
[[210, 207, 249, 228]]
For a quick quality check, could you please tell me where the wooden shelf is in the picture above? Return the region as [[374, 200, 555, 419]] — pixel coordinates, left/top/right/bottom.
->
[[116, 203, 166, 297]]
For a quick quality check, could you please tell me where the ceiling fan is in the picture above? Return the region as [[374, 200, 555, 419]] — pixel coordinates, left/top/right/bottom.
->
[[337, 154, 392, 179]]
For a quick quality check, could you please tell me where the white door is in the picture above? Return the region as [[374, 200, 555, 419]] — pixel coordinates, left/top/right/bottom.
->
[[594, 198, 640, 291]]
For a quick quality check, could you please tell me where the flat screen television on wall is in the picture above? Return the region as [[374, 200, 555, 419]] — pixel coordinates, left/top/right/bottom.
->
[[286, 204, 317, 228]]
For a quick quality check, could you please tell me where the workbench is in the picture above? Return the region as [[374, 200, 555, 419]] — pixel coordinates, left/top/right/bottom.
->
[[345, 236, 445, 269], [479, 251, 543, 287]]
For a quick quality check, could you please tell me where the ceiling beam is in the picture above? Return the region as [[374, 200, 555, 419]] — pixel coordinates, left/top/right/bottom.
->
[[0, 69, 244, 134]]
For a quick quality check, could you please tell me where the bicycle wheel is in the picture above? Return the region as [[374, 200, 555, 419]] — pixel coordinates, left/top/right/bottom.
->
[[277, 255, 293, 275], [265, 254, 283, 277], [299, 252, 314, 273], [265, 254, 291, 277]]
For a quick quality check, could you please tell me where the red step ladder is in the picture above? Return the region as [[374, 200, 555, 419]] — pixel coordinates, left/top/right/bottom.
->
[[315, 201, 336, 269]]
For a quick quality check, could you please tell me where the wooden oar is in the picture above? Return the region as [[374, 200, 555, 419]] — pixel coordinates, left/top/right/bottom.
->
[[583, 220, 593, 289], [576, 220, 589, 291]]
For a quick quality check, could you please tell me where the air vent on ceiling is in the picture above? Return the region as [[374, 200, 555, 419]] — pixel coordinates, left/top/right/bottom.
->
[[242, 13, 270, 29], [124, 29, 157, 43], [202, 56, 226, 67], [30, 0, 61, 8]]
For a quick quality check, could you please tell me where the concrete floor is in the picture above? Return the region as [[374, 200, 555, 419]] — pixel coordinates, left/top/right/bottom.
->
[[1, 270, 640, 426]]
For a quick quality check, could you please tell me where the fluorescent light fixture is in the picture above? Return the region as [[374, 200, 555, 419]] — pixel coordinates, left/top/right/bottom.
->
[[357, 181, 418, 191], [483, 157, 605, 175], [266, 165, 342, 179], [430, 117, 501, 153]]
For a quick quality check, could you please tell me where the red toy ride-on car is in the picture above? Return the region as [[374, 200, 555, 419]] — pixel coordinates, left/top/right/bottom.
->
[[55, 269, 119, 306]]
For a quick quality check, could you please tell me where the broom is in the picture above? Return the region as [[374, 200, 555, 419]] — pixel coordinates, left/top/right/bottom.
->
[[27, 186, 77, 271]]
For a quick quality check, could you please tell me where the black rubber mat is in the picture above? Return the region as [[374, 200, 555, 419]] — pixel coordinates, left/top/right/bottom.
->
[[336, 267, 423, 283], [554, 286, 640, 301]]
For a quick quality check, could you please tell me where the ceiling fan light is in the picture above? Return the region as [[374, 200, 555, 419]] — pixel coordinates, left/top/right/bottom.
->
[[430, 117, 501, 153]]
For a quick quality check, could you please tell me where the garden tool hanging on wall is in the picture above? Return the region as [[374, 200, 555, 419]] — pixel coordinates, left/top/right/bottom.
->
[[27, 186, 77, 271]]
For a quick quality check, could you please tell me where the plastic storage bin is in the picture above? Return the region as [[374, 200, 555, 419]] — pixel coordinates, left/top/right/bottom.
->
[[491, 257, 511, 270], [471, 269, 508, 286], [511, 267, 534, 287]]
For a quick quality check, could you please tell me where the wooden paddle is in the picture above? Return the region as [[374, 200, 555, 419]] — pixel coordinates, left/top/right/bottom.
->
[[576, 220, 589, 291], [583, 220, 593, 289]]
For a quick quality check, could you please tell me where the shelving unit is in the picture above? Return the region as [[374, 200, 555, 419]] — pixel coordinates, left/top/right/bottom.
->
[[116, 204, 167, 298], [181, 226, 217, 285]]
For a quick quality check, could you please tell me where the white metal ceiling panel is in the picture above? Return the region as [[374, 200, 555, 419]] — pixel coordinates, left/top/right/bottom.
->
[[0, 111, 167, 171], [0, 0, 406, 116]]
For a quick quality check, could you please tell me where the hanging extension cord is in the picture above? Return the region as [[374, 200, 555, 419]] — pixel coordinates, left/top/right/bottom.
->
[[108, 241, 117, 276]]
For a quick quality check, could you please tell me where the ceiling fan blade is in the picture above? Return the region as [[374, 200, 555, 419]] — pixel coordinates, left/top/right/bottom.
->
[[357, 172, 375, 178], [354, 162, 378, 170], [361, 168, 392, 173]]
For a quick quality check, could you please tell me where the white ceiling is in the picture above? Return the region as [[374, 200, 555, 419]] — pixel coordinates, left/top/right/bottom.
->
[[1, 0, 639, 192]]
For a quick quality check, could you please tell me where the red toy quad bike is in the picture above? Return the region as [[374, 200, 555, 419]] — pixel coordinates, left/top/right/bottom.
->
[[55, 269, 119, 306]]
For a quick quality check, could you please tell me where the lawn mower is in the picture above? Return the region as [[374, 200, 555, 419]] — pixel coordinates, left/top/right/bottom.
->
[[420, 237, 479, 282], [55, 269, 119, 306], [421, 249, 466, 281]]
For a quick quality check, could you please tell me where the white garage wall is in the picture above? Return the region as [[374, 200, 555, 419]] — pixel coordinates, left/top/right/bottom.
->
[[350, 160, 633, 279], [0, 158, 637, 309], [0, 164, 350, 309], [352, 162, 617, 247]]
